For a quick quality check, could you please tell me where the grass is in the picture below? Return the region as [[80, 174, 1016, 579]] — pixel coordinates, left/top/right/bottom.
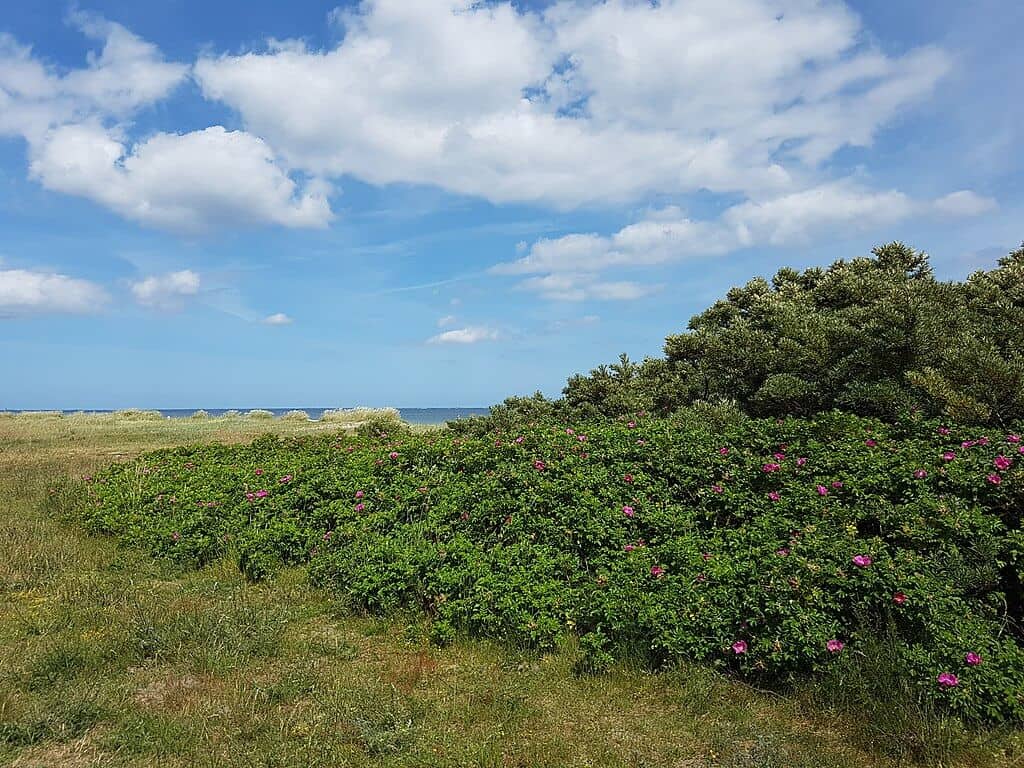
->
[[1, 414, 1021, 767]]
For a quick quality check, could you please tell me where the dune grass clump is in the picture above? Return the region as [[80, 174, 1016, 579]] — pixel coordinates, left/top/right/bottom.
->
[[245, 409, 275, 419], [189, 410, 210, 420], [112, 409, 164, 421], [280, 410, 311, 422], [73, 411, 1024, 724], [319, 407, 401, 425]]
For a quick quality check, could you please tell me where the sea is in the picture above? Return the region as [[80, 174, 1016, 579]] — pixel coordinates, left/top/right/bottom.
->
[[12, 408, 490, 426]]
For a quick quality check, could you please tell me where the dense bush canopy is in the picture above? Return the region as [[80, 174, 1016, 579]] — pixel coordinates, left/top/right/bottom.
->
[[77, 412, 1024, 722], [500, 243, 1024, 427]]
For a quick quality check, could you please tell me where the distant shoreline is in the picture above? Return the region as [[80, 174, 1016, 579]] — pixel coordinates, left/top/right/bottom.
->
[[1, 407, 490, 426]]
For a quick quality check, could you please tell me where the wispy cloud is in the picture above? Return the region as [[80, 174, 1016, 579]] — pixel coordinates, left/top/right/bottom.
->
[[427, 326, 499, 345]]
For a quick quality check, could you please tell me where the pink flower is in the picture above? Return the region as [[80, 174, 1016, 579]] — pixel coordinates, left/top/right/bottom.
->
[[937, 672, 959, 688], [533, 459, 546, 471], [865, 439, 877, 447], [355, 490, 365, 499], [1008, 435, 1021, 444], [987, 474, 1002, 485], [650, 565, 665, 578], [389, 451, 399, 460], [962, 439, 977, 448], [279, 474, 293, 484], [942, 451, 956, 462], [623, 505, 635, 518], [171, 531, 181, 542], [938, 426, 951, 435], [636, 439, 646, 445], [719, 447, 730, 456], [831, 480, 844, 489], [913, 469, 928, 479], [627, 421, 636, 429], [254, 468, 264, 476], [323, 531, 332, 540], [965, 652, 982, 666], [1020, 446, 1024, 455], [702, 552, 712, 561], [711, 484, 724, 494], [255, 489, 268, 498], [768, 491, 781, 502], [852, 554, 872, 568], [624, 473, 634, 483], [773, 452, 786, 461], [979, 437, 990, 446], [624, 544, 635, 552], [775, 548, 789, 557], [515, 436, 524, 444], [355, 502, 365, 512], [796, 457, 808, 467], [245, 492, 255, 502], [566, 428, 574, 435], [826, 639, 845, 653], [731, 640, 747, 655], [893, 591, 907, 605], [816, 485, 829, 496], [762, 462, 781, 473], [994, 455, 1013, 471]]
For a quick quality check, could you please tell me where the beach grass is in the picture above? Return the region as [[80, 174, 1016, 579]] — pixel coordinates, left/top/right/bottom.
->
[[1, 414, 1020, 767]]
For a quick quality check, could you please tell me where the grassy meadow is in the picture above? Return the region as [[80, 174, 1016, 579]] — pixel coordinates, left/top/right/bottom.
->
[[1, 411, 1021, 767]]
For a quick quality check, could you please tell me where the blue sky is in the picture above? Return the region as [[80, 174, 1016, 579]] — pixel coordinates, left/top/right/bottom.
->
[[1, 0, 1020, 409]]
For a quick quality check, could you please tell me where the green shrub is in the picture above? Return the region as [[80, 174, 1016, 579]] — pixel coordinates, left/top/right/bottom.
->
[[280, 410, 311, 421], [246, 409, 275, 419], [78, 413, 1024, 722]]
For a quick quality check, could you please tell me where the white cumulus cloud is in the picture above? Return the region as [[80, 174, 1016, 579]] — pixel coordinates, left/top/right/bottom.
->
[[130, 270, 201, 310], [0, 269, 108, 316], [263, 312, 293, 325], [427, 326, 500, 344]]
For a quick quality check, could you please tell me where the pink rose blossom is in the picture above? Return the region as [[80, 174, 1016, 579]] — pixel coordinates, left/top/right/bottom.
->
[[768, 491, 781, 502], [731, 640, 747, 655], [627, 421, 636, 429], [864, 439, 877, 447], [893, 591, 907, 605], [826, 639, 845, 653], [255, 489, 268, 498], [650, 565, 665, 578], [938, 426, 951, 435], [389, 451, 399, 460], [773, 452, 786, 461], [775, 548, 789, 557], [279, 474, 292, 484], [719, 447, 729, 456], [831, 480, 844, 489], [913, 469, 928, 479], [937, 672, 959, 688], [978, 437, 990, 446], [816, 485, 829, 496], [1008, 434, 1021, 444], [254, 468, 264, 476], [965, 652, 982, 666], [987, 474, 1002, 485], [624, 473, 634, 483], [533, 459, 546, 471], [355, 490, 365, 499], [171, 531, 181, 542], [994, 455, 1013, 471], [762, 462, 781, 473], [942, 451, 956, 462], [796, 457, 808, 467], [245, 492, 255, 502], [711, 484, 724, 494], [515, 436, 524, 444], [623, 505, 635, 518], [355, 502, 365, 512], [852, 554, 872, 568], [624, 544, 635, 552]]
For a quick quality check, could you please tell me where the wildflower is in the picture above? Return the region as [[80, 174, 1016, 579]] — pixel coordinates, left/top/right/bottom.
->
[[942, 451, 956, 462], [892, 591, 907, 605], [796, 457, 808, 467], [768, 491, 781, 502], [913, 469, 928, 479], [965, 652, 982, 666], [171, 531, 181, 542], [255, 489, 268, 498], [279, 474, 293, 484], [776, 548, 789, 557], [1008, 435, 1021, 444], [826, 639, 845, 653], [938, 426, 951, 435], [816, 485, 829, 496], [995, 455, 1013, 471], [323, 531, 332, 540], [255, 468, 264, 475], [636, 439, 646, 445], [731, 640, 747, 654], [650, 565, 665, 578], [566, 428, 574, 435], [494, 439, 502, 447], [355, 502, 365, 512], [719, 447, 729, 456], [624, 544, 635, 552], [623, 505, 635, 518], [711, 484, 724, 494], [533, 459, 546, 471], [515, 436, 524, 444], [773, 452, 786, 461], [702, 552, 712, 561], [987, 474, 1002, 485], [355, 490, 365, 499], [979, 437, 990, 446], [627, 421, 636, 429], [762, 462, 781, 473], [937, 672, 959, 688], [962, 439, 977, 448], [865, 439, 877, 447], [852, 554, 872, 568], [831, 480, 844, 489], [389, 451, 399, 460], [624, 473, 634, 483], [245, 492, 256, 502]]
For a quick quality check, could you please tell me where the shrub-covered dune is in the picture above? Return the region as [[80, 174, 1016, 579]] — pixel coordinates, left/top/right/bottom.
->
[[70, 411, 1024, 723]]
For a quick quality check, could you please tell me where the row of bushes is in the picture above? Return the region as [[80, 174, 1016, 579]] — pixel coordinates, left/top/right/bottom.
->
[[69, 411, 1024, 722]]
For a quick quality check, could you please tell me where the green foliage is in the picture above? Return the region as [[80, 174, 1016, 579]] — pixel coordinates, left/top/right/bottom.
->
[[79, 413, 1024, 722], [529, 243, 1024, 426]]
